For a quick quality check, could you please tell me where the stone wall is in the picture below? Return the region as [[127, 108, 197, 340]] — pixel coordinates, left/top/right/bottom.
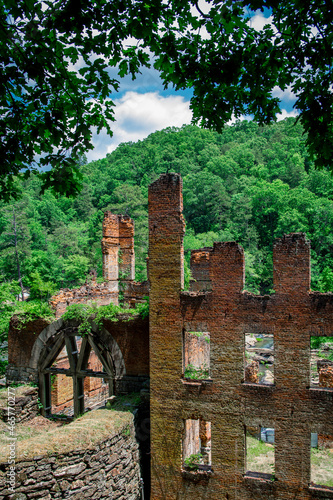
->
[[0, 387, 39, 424], [0, 412, 141, 500], [149, 173, 333, 500]]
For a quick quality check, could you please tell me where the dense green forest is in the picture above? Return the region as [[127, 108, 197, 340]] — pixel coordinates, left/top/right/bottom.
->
[[1, 117, 333, 353]]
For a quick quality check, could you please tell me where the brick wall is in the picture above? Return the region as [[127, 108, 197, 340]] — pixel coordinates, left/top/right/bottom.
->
[[149, 173, 333, 500]]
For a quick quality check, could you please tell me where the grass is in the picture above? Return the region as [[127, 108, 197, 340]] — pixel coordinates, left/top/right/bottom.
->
[[311, 446, 333, 487], [184, 364, 209, 380], [106, 392, 141, 412], [0, 409, 132, 462], [246, 435, 275, 475], [247, 435, 333, 487]]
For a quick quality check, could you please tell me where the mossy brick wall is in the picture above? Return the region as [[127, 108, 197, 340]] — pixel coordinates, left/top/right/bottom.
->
[[0, 416, 141, 500], [7, 317, 50, 384], [149, 173, 333, 500], [102, 315, 149, 378]]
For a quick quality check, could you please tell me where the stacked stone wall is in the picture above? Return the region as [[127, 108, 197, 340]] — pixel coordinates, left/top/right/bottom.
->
[[0, 387, 39, 424], [0, 415, 141, 500]]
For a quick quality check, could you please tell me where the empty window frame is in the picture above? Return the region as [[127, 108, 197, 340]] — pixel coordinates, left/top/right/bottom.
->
[[183, 419, 211, 471], [310, 432, 333, 488], [245, 425, 275, 478], [183, 330, 210, 380], [244, 333, 274, 385], [310, 336, 333, 389]]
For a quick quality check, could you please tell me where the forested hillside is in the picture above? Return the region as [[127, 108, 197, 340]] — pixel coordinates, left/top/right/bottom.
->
[[2, 117, 333, 306]]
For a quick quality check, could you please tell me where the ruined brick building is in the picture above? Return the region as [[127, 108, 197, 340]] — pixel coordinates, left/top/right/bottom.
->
[[149, 174, 333, 500], [6, 173, 333, 499]]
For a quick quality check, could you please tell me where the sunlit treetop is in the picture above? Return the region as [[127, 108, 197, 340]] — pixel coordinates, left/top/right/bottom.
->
[[1, 0, 332, 200]]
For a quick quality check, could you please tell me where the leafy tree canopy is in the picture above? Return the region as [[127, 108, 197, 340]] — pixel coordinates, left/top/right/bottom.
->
[[1, 0, 333, 200]]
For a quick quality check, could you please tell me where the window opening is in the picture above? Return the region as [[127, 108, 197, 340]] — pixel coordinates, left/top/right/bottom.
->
[[245, 425, 275, 478], [183, 419, 211, 471], [310, 432, 333, 488], [183, 331, 210, 380], [310, 336, 333, 389], [40, 330, 113, 418], [244, 333, 274, 385]]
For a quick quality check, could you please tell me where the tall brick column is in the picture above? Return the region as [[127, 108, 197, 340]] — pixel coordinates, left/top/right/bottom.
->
[[101, 212, 120, 287], [190, 250, 211, 291], [101, 212, 135, 303], [149, 174, 185, 498], [273, 233, 310, 295], [118, 216, 135, 281]]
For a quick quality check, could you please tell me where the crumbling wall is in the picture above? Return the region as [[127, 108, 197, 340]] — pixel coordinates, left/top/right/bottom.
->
[[49, 278, 117, 319], [50, 212, 147, 318], [149, 173, 333, 500]]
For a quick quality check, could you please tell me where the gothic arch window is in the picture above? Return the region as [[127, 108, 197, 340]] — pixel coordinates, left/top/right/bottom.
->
[[38, 327, 114, 418]]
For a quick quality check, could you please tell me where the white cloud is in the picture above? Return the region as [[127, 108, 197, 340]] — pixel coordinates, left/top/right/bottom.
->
[[227, 113, 247, 125], [272, 86, 296, 101], [277, 109, 299, 121], [87, 91, 192, 161], [248, 11, 274, 31]]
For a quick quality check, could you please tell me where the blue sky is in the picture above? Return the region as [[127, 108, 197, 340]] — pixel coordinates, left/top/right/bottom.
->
[[86, 9, 298, 162]]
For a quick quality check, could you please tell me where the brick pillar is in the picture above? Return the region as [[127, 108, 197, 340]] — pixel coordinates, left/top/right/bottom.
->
[[273, 233, 310, 295], [190, 249, 211, 291], [209, 241, 245, 296], [118, 216, 135, 281], [101, 212, 119, 289], [149, 173, 185, 498], [101, 212, 136, 303]]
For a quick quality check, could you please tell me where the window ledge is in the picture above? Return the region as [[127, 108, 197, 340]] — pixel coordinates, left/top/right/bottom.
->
[[181, 378, 213, 387], [182, 466, 213, 481], [309, 483, 333, 497], [242, 382, 275, 389], [309, 386, 333, 393], [244, 471, 276, 483]]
